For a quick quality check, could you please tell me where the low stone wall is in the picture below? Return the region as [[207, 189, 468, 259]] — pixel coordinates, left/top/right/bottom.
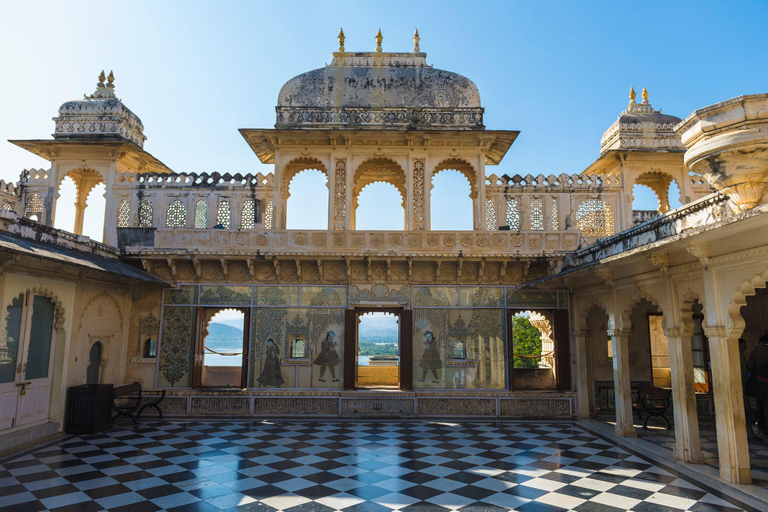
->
[[142, 390, 576, 419]]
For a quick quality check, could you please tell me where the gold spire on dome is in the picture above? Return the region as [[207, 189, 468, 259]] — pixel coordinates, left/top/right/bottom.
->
[[98, 70, 106, 87], [338, 28, 345, 52], [413, 29, 420, 52], [642, 86, 649, 103], [107, 71, 115, 89], [375, 29, 383, 52], [629, 86, 637, 104]]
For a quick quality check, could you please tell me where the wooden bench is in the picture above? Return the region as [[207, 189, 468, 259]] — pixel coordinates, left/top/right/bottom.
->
[[632, 384, 672, 430], [112, 382, 166, 427]]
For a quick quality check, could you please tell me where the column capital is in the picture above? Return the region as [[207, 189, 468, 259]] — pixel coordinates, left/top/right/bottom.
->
[[607, 328, 630, 338], [703, 325, 728, 339], [572, 330, 589, 338], [663, 327, 683, 338]]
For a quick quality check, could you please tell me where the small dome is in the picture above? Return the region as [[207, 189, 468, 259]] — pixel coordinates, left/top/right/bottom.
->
[[600, 88, 683, 154], [275, 52, 484, 130], [53, 71, 146, 148]]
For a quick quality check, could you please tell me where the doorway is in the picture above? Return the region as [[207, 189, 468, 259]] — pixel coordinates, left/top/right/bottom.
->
[[345, 308, 412, 390], [0, 292, 58, 431], [193, 308, 249, 388]]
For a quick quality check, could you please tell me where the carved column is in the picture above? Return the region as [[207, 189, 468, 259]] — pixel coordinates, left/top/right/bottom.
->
[[704, 325, 751, 484], [664, 327, 702, 463], [333, 158, 347, 231], [572, 330, 592, 418], [412, 158, 426, 231], [609, 328, 635, 436]]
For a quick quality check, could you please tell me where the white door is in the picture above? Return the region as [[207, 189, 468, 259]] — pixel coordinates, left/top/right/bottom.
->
[[0, 293, 25, 430], [15, 294, 57, 427]]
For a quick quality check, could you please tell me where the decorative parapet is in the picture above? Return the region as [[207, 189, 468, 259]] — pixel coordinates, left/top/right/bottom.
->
[[124, 228, 581, 256], [135, 171, 273, 188], [632, 210, 660, 225], [485, 173, 621, 191], [676, 93, 768, 210], [0, 179, 20, 212], [275, 106, 484, 130]]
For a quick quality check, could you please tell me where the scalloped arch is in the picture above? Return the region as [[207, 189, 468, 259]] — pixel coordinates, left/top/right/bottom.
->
[[27, 287, 66, 333], [432, 158, 477, 198], [282, 157, 328, 195], [727, 266, 768, 342], [619, 288, 663, 330], [78, 292, 124, 332]]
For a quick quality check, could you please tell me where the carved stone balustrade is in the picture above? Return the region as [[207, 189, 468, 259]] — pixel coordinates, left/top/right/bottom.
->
[[677, 94, 768, 210], [123, 228, 581, 256]]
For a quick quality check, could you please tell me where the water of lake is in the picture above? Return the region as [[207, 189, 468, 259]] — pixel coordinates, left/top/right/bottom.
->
[[203, 342, 393, 368]]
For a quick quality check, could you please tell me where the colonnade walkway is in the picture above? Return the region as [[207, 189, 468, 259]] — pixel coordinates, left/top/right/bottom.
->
[[0, 419, 764, 512]]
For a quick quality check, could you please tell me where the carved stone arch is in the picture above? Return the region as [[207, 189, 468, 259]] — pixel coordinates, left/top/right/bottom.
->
[[27, 287, 66, 333], [351, 157, 407, 229], [432, 158, 478, 199], [578, 295, 610, 331], [634, 171, 676, 213], [678, 289, 702, 340], [619, 288, 664, 331], [283, 157, 329, 199], [726, 265, 768, 344], [77, 292, 124, 333]]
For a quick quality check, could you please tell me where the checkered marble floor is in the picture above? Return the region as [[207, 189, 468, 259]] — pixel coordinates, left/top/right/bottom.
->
[[0, 420, 756, 512]]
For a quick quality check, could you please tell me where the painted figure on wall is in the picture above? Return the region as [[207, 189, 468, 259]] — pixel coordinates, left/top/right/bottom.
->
[[419, 330, 442, 383], [313, 331, 340, 382], [257, 338, 285, 387]]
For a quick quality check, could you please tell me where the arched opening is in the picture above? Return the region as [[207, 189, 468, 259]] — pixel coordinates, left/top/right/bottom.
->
[[286, 169, 329, 229], [352, 158, 407, 230], [633, 172, 676, 223], [87, 342, 102, 385], [669, 179, 683, 210], [356, 311, 400, 388], [739, 288, 768, 442], [430, 170, 473, 230], [54, 169, 105, 240], [198, 308, 247, 388], [510, 311, 556, 390], [82, 183, 106, 242], [355, 183, 405, 230]]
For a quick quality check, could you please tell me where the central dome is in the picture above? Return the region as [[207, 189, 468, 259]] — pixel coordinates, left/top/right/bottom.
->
[[275, 52, 484, 130]]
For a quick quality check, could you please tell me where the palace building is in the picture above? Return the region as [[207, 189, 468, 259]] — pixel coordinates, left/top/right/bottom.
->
[[1, 30, 768, 485]]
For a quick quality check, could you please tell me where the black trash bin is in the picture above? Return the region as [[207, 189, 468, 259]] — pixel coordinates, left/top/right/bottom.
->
[[65, 384, 113, 434]]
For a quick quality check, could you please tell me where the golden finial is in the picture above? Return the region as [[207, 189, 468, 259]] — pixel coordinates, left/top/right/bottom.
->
[[642, 86, 649, 103], [413, 29, 420, 52], [107, 70, 115, 89], [629, 86, 636, 104], [375, 29, 383, 52], [338, 28, 345, 52], [98, 70, 106, 86]]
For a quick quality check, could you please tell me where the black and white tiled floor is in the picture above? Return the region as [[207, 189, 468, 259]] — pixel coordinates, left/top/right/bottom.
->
[[0, 420, 757, 512]]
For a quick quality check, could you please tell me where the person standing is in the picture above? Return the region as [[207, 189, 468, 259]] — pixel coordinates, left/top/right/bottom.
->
[[746, 333, 768, 438], [418, 331, 442, 384], [257, 339, 285, 387]]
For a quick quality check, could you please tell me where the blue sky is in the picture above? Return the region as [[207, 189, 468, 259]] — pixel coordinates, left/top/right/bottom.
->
[[1, 1, 766, 237]]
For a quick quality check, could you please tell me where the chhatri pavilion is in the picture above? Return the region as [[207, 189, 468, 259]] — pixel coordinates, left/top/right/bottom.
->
[[1, 29, 768, 487]]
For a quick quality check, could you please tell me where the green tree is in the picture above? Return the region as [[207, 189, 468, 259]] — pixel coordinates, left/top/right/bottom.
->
[[512, 315, 542, 369]]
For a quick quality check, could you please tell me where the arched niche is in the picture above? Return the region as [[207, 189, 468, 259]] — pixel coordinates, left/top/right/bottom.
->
[[281, 157, 329, 229], [54, 168, 106, 238]]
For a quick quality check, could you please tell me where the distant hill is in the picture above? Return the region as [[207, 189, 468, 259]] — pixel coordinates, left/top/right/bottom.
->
[[206, 322, 244, 341]]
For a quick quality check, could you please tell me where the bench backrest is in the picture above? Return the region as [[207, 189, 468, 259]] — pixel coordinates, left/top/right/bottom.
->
[[114, 381, 141, 398], [637, 384, 669, 400]]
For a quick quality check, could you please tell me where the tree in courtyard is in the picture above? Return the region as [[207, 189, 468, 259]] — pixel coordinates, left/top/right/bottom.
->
[[512, 315, 542, 369]]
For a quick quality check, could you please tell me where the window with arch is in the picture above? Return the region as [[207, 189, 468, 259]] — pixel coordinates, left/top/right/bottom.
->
[[194, 200, 207, 229], [530, 198, 544, 231], [431, 167, 474, 231], [286, 167, 328, 230], [485, 199, 497, 230], [505, 197, 520, 230], [576, 199, 614, 237], [117, 199, 130, 228], [216, 201, 231, 228], [24, 193, 44, 220], [353, 158, 407, 230], [139, 201, 154, 228], [241, 199, 256, 229], [166, 200, 186, 228]]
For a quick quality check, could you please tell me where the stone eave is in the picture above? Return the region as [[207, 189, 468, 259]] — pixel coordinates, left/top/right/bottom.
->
[[9, 138, 174, 174], [582, 148, 686, 176], [126, 251, 565, 260], [238, 128, 519, 165]]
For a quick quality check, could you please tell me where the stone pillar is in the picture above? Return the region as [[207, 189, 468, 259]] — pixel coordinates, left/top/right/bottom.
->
[[664, 327, 702, 463], [704, 325, 751, 484], [573, 330, 593, 418], [609, 328, 635, 436]]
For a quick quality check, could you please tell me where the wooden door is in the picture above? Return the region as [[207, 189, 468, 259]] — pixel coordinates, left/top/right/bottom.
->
[[16, 294, 57, 427], [399, 310, 413, 391], [343, 310, 356, 390], [554, 309, 572, 391], [0, 293, 24, 430], [240, 308, 251, 389]]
